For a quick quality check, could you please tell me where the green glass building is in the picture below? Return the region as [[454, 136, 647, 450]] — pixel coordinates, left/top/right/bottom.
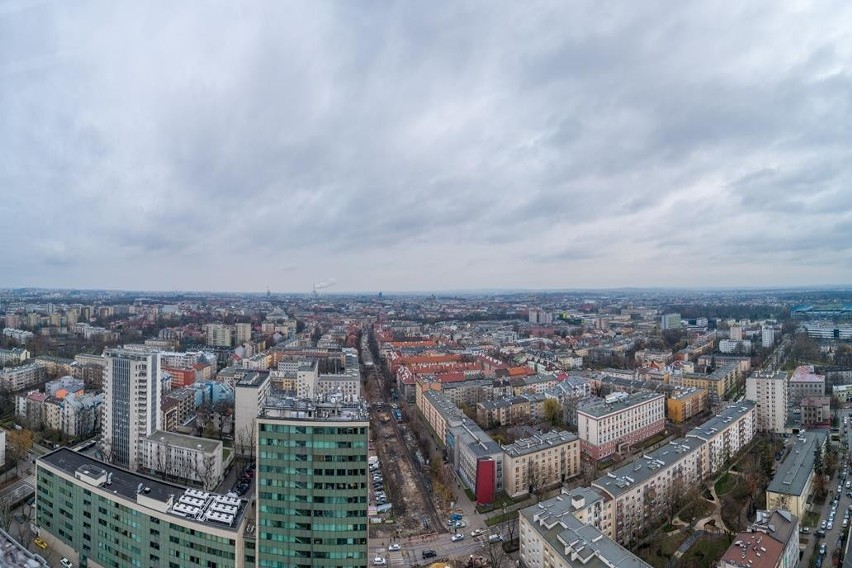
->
[[36, 448, 248, 568], [256, 395, 369, 568]]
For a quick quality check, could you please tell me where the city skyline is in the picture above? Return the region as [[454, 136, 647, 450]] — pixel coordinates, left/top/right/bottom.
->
[[2, 2, 852, 292]]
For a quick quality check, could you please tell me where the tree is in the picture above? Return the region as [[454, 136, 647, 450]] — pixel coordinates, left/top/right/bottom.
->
[[7, 429, 33, 474], [236, 419, 257, 460], [814, 445, 824, 476], [192, 453, 219, 491]]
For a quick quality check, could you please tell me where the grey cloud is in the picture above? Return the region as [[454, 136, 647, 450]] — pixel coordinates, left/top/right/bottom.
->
[[2, 0, 852, 290]]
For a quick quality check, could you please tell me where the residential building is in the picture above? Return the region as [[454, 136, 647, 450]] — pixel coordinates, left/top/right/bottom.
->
[[788, 365, 825, 403], [592, 437, 706, 545], [762, 325, 777, 348], [719, 509, 799, 568], [666, 387, 709, 424], [766, 430, 826, 518], [101, 348, 163, 471], [205, 323, 233, 347], [0, 347, 29, 366], [0, 361, 47, 391], [746, 372, 788, 433], [233, 371, 270, 456], [576, 392, 665, 460], [61, 392, 103, 439], [519, 491, 652, 568], [256, 393, 369, 567], [502, 431, 580, 499], [160, 388, 198, 432], [36, 448, 248, 568], [801, 396, 831, 427], [686, 401, 756, 474], [234, 322, 252, 345], [141, 430, 224, 490], [557, 486, 615, 539]]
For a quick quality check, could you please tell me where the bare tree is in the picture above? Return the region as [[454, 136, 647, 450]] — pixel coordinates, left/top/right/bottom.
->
[[0, 499, 13, 533], [192, 453, 219, 491], [236, 419, 257, 460], [485, 539, 508, 568]]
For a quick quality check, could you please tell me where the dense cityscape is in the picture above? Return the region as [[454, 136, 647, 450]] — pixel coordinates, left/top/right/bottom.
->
[[0, 287, 848, 567]]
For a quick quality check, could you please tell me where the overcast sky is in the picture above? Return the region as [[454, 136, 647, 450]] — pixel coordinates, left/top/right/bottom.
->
[[1, 1, 851, 293]]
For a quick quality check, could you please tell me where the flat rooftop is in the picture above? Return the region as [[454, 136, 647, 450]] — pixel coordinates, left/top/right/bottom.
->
[[578, 391, 664, 418], [146, 430, 221, 453], [38, 448, 247, 531], [260, 394, 368, 422], [592, 437, 705, 499], [235, 371, 270, 388]]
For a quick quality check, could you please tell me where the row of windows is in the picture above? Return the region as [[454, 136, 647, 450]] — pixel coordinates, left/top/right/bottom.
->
[[260, 425, 367, 436]]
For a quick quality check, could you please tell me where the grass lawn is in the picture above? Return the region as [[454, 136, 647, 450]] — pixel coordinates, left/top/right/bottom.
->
[[677, 534, 733, 568], [637, 531, 689, 568], [485, 511, 516, 526], [714, 473, 738, 496], [803, 511, 821, 528]]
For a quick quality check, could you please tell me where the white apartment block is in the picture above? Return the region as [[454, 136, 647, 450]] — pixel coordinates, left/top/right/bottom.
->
[[205, 324, 233, 347], [746, 372, 788, 433], [233, 371, 270, 455], [101, 348, 163, 471], [141, 430, 224, 490], [577, 392, 665, 460], [593, 437, 706, 545], [687, 402, 756, 474], [502, 431, 580, 499]]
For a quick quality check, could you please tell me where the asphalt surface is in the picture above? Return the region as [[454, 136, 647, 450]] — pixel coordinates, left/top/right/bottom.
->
[[801, 408, 852, 568]]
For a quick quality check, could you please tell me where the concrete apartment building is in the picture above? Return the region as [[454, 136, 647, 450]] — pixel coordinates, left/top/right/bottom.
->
[[556, 486, 615, 539], [502, 430, 580, 499], [205, 323, 233, 347], [746, 372, 788, 433], [101, 348, 163, 471], [577, 392, 665, 460], [233, 371, 271, 456], [686, 401, 756, 474], [671, 362, 742, 401], [766, 430, 826, 518], [519, 490, 652, 568], [788, 365, 825, 403], [0, 361, 47, 391], [256, 393, 369, 567], [141, 430, 224, 490], [665, 387, 708, 423], [593, 437, 706, 545], [36, 448, 248, 568], [719, 509, 799, 568]]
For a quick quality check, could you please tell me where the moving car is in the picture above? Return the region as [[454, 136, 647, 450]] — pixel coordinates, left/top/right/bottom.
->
[[451, 533, 464, 542], [471, 528, 485, 537], [422, 550, 437, 559], [388, 544, 401, 552], [488, 534, 503, 543], [60, 560, 73, 568], [373, 557, 387, 566], [34, 538, 47, 550]]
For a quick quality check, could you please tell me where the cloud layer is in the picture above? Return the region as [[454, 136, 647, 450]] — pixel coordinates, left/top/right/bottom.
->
[[2, 0, 852, 292]]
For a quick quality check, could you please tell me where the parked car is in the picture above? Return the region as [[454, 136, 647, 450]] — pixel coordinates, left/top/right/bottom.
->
[[34, 538, 47, 550], [471, 528, 484, 537], [451, 533, 464, 542], [488, 534, 503, 543], [60, 560, 73, 568], [422, 550, 437, 559]]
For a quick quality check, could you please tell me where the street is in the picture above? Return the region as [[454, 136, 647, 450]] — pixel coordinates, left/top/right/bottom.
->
[[800, 407, 852, 568]]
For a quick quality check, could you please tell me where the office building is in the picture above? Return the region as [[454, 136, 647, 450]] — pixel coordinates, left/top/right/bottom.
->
[[101, 348, 163, 471], [660, 313, 681, 330], [746, 372, 788, 433], [576, 392, 665, 460], [788, 365, 825, 403], [256, 393, 369, 567], [36, 448, 248, 568]]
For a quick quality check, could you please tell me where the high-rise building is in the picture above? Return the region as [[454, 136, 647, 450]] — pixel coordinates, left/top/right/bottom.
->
[[101, 348, 162, 470], [729, 325, 743, 341], [761, 325, 776, 347], [205, 324, 233, 347], [745, 372, 788, 433], [235, 322, 252, 345], [256, 393, 369, 567]]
